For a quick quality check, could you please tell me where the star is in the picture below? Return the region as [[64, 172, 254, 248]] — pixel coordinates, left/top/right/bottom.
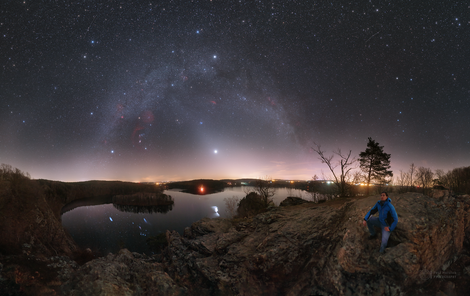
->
[[2, 0, 468, 184]]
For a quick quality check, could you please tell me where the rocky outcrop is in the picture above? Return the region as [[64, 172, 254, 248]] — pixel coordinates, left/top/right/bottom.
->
[[61, 249, 186, 295], [0, 178, 78, 257], [279, 196, 312, 207], [1, 191, 470, 295], [162, 192, 470, 295]]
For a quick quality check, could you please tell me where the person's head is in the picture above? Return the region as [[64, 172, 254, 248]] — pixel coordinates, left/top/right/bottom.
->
[[380, 192, 388, 201]]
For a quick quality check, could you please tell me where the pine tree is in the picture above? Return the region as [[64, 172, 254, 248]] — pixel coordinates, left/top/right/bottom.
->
[[359, 137, 393, 195]]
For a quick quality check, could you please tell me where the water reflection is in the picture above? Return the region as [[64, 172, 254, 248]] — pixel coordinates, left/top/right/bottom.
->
[[61, 196, 113, 215], [113, 203, 173, 214], [211, 206, 220, 217], [61, 193, 175, 215], [61, 186, 310, 254]]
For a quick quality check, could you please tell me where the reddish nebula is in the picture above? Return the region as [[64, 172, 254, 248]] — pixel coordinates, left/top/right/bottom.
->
[[141, 110, 154, 123], [131, 126, 145, 148]]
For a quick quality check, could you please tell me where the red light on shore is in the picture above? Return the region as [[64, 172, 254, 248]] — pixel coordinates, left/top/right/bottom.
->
[[200, 186, 204, 193]]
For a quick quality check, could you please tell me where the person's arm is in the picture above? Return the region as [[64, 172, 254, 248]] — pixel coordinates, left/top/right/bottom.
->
[[364, 203, 378, 221], [388, 204, 398, 231]]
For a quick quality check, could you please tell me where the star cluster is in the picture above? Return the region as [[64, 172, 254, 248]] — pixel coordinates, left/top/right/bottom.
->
[[1, 1, 469, 181]]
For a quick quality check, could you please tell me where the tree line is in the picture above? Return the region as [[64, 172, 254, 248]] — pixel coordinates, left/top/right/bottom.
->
[[312, 137, 392, 197], [312, 138, 470, 197], [396, 165, 470, 195]]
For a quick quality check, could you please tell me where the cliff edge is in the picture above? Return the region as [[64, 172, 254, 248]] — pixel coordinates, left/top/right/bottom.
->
[[58, 192, 470, 295], [1, 183, 469, 295]]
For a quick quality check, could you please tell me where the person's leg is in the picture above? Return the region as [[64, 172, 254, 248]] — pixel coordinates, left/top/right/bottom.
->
[[366, 217, 381, 236], [380, 227, 391, 253]]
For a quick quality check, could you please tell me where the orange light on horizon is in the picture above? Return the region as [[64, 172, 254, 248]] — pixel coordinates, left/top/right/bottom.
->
[[200, 186, 204, 193]]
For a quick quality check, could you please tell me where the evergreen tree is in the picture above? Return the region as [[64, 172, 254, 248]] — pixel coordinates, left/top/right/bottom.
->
[[359, 138, 393, 195]]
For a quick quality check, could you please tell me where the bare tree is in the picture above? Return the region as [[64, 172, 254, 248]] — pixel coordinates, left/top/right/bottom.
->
[[409, 163, 416, 188], [224, 196, 240, 218], [400, 170, 407, 187], [433, 169, 445, 186], [436, 166, 470, 194], [350, 171, 364, 184], [395, 170, 411, 194], [254, 178, 277, 205], [435, 169, 445, 180], [244, 176, 277, 207], [312, 143, 357, 197], [416, 167, 434, 195], [0, 163, 31, 180]]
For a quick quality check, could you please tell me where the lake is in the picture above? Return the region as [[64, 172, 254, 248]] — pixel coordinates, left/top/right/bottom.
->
[[61, 186, 312, 255]]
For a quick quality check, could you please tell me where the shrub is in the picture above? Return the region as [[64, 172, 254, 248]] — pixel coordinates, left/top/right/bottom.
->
[[237, 192, 268, 218], [224, 195, 240, 218]]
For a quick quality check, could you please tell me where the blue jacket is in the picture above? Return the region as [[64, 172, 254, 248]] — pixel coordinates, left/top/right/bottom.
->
[[364, 197, 398, 231]]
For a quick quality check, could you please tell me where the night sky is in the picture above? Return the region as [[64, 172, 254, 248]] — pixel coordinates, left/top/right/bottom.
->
[[1, 1, 469, 182]]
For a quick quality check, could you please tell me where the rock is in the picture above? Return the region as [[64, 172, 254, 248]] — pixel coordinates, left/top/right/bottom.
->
[[465, 266, 470, 275], [161, 192, 470, 295], [279, 196, 311, 207], [0, 178, 78, 257], [48, 255, 79, 281], [61, 248, 187, 295], [236, 192, 269, 217], [189, 218, 232, 237]]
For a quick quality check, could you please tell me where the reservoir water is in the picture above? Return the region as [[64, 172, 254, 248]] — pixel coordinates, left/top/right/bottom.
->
[[61, 187, 311, 255]]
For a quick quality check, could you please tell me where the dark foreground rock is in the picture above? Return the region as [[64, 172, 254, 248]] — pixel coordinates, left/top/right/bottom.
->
[[1, 192, 470, 295], [61, 249, 186, 295], [0, 178, 79, 258]]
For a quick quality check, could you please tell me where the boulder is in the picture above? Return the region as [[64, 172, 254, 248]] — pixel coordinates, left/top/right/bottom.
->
[[279, 196, 311, 207], [61, 249, 187, 295]]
